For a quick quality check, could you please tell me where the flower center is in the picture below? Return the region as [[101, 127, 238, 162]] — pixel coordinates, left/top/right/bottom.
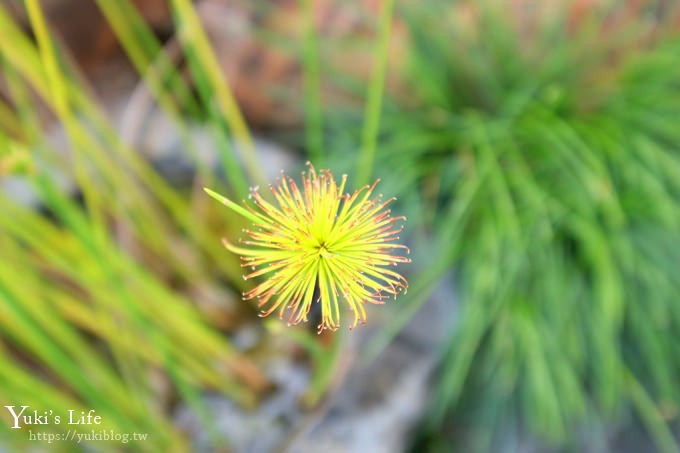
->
[[316, 243, 332, 258]]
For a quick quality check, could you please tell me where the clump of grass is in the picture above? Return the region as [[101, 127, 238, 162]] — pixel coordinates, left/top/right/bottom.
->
[[329, 0, 680, 450], [0, 1, 275, 450]]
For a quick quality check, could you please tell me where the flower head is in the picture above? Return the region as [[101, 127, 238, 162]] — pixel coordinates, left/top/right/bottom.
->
[[205, 163, 410, 332]]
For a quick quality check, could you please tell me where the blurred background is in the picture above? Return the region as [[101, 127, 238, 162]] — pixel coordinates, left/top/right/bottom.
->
[[1, 0, 680, 451]]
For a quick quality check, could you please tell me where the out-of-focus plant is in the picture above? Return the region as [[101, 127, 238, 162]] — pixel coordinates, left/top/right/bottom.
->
[[0, 135, 31, 175], [323, 0, 680, 451], [0, 0, 274, 450]]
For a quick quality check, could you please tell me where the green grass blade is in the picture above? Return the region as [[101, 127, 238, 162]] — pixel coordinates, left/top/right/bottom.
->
[[356, 0, 395, 187], [300, 0, 324, 166], [170, 0, 266, 191]]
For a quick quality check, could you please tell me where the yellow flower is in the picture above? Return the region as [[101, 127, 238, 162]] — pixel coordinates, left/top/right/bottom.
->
[[205, 163, 410, 332]]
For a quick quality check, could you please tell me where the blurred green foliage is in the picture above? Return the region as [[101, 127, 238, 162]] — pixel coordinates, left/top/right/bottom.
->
[[342, 1, 680, 451], [0, 1, 272, 450], [1, 0, 679, 452]]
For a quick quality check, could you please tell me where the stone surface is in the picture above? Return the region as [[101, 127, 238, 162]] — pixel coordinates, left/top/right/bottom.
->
[[283, 275, 457, 453], [174, 275, 458, 452]]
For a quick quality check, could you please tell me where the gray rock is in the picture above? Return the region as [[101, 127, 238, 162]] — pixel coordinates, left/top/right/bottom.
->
[[282, 275, 457, 453], [174, 275, 458, 453]]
